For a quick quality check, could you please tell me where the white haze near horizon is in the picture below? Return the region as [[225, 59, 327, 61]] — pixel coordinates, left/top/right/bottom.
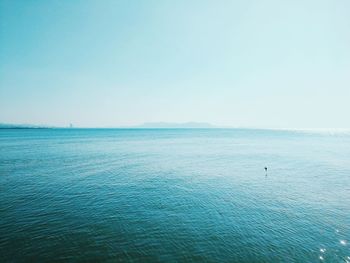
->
[[1, 0, 350, 129]]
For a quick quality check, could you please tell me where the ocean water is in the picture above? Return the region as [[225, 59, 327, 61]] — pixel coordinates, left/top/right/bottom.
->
[[0, 128, 349, 263]]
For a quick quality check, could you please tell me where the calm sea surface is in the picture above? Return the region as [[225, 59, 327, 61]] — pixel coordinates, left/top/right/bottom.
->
[[0, 129, 349, 262]]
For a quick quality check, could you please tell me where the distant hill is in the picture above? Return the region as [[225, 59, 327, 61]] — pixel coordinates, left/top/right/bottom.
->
[[0, 123, 51, 129], [134, 122, 217, 128], [0, 122, 220, 129]]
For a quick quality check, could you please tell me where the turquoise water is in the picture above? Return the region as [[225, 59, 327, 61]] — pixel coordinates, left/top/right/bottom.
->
[[0, 129, 349, 262]]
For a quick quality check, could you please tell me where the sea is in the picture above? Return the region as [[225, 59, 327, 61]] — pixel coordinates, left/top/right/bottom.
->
[[0, 128, 349, 262]]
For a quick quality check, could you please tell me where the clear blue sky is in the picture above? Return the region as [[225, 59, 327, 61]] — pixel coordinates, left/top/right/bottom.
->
[[1, 0, 349, 128]]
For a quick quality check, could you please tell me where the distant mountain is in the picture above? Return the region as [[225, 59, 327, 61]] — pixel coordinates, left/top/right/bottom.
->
[[0, 122, 220, 129], [0, 123, 51, 129], [135, 122, 217, 128]]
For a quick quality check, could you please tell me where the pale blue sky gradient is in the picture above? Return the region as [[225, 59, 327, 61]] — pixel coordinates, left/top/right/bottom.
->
[[1, 0, 349, 128]]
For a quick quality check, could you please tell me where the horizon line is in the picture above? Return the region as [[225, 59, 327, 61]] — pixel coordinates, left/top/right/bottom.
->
[[1, 123, 350, 133]]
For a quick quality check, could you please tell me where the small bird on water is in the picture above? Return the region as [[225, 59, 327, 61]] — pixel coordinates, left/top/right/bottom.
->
[[264, 167, 268, 175]]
